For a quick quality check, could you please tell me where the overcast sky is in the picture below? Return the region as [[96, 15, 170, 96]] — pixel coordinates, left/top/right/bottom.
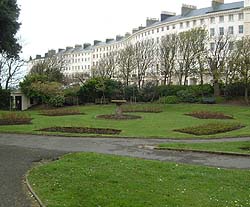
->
[[17, 0, 236, 59]]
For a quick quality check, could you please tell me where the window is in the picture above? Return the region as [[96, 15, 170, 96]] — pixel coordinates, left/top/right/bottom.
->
[[210, 28, 215, 37], [167, 26, 169, 30], [228, 26, 234, 35], [210, 17, 215, 24], [186, 21, 190, 28], [193, 20, 197, 26], [229, 14, 234, 22], [162, 27, 164, 31], [152, 30, 154, 34], [239, 25, 244, 34], [219, 27, 224, 35], [157, 28, 159, 33], [219, 16, 224, 23], [172, 25, 175, 29], [200, 19, 205, 24], [239, 13, 244, 20], [180, 22, 183, 29]]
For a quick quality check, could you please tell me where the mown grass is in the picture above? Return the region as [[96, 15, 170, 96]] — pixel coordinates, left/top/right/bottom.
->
[[28, 153, 250, 207], [0, 104, 250, 139], [158, 141, 250, 154]]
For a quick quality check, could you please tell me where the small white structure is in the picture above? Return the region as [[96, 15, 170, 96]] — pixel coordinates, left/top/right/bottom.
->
[[10, 90, 34, 111]]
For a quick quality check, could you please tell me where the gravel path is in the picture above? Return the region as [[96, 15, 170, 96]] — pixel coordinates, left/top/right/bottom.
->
[[0, 133, 250, 206]]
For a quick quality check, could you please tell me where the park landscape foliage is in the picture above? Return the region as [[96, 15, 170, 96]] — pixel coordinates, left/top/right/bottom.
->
[[0, 1, 250, 207]]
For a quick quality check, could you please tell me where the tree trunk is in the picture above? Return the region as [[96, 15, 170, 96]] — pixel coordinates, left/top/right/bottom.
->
[[163, 73, 167, 86], [245, 86, 249, 105], [200, 73, 204, 97], [214, 80, 220, 97]]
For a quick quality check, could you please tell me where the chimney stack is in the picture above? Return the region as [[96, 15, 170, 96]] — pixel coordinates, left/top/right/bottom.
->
[[212, 0, 224, 8], [66, 46, 73, 51], [36, 55, 42, 59], [58, 48, 64, 53], [48, 49, 56, 57], [138, 26, 145, 30], [83, 43, 91, 49], [181, 4, 197, 16], [94, 40, 101, 46], [106, 38, 114, 43], [75, 44, 82, 49], [125, 32, 131, 37], [116, 35, 123, 41], [161, 11, 176, 21], [132, 28, 139, 34], [146, 18, 159, 27]]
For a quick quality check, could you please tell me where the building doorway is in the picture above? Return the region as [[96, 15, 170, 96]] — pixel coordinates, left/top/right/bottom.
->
[[15, 96, 22, 111]]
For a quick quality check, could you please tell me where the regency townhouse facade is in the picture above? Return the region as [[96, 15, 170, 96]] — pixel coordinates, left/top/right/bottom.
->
[[29, 0, 250, 85]]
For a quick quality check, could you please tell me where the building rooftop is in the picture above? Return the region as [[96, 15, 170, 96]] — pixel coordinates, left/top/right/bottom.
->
[[36, 1, 244, 59]]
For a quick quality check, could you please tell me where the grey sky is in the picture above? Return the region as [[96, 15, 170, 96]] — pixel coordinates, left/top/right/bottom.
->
[[17, 0, 236, 59]]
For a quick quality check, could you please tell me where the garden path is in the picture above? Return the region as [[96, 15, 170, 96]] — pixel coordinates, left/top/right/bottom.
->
[[1, 133, 250, 206]]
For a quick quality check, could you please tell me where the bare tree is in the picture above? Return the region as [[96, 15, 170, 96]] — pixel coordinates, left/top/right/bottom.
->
[[177, 28, 205, 85], [158, 34, 178, 85], [0, 53, 25, 89], [231, 37, 250, 104], [134, 40, 155, 89], [206, 32, 233, 96], [116, 44, 135, 86], [64, 72, 90, 85], [190, 28, 209, 93], [30, 55, 66, 83], [93, 52, 117, 79]]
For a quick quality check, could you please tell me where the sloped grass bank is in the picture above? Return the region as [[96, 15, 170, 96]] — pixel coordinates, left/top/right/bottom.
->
[[28, 153, 250, 207]]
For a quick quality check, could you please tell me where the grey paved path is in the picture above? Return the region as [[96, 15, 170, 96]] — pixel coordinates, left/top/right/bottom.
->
[[0, 144, 64, 207], [1, 133, 250, 169], [0, 133, 250, 207]]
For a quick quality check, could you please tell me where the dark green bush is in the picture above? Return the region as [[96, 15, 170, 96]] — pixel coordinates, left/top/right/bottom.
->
[[223, 82, 250, 97], [48, 95, 65, 107], [78, 78, 123, 104], [158, 96, 180, 104], [177, 90, 198, 103], [201, 97, 216, 104], [0, 89, 10, 110], [157, 84, 213, 98], [157, 85, 187, 97]]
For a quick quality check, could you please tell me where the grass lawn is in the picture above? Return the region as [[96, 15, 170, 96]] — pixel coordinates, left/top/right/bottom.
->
[[28, 153, 250, 207], [158, 141, 250, 154], [1, 104, 250, 139]]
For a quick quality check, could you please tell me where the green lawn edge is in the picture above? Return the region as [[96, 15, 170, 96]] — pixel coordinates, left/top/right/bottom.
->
[[158, 141, 250, 155], [27, 152, 250, 207]]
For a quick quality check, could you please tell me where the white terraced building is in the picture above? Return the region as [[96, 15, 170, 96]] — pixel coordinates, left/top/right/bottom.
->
[[29, 0, 250, 85]]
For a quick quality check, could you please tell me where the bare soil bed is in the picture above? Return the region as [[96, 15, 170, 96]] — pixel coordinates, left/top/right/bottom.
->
[[40, 109, 84, 116], [38, 127, 121, 135], [174, 123, 244, 135], [186, 111, 233, 119], [97, 114, 141, 120]]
